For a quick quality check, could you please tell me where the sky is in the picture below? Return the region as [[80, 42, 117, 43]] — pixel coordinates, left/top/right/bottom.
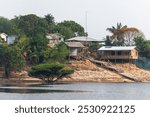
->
[[0, 0, 150, 40]]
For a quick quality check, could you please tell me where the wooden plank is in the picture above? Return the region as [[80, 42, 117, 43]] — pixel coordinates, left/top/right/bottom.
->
[[120, 73, 141, 82], [89, 59, 140, 82]]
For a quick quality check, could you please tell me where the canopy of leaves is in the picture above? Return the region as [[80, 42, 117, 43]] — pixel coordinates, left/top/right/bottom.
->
[[0, 17, 17, 35], [25, 34, 49, 64], [0, 45, 25, 78], [12, 14, 48, 37], [56, 20, 86, 40], [134, 37, 150, 58], [29, 63, 74, 82], [44, 42, 69, 63]]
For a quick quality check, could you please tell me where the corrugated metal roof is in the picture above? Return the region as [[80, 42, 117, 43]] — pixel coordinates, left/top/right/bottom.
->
[[66, 36, 99, 42], [65, 42, 85, 48], [98, 46, 136, 51]]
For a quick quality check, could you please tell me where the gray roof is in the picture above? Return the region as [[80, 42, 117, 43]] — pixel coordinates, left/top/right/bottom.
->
[[98, 46, 136, 51], [66, 36, 99, 42], [65, 42, 85, 48]]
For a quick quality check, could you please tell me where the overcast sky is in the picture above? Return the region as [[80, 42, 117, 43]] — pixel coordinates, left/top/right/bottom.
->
[[0, 0, 150, 39]]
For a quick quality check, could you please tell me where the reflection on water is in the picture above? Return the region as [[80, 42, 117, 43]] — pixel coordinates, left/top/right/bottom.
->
[[0, 83, 150, 100], [0, 88, 85, 94]]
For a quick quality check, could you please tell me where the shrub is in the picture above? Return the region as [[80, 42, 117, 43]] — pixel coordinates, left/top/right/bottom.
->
[[29, 63, 74, 82]]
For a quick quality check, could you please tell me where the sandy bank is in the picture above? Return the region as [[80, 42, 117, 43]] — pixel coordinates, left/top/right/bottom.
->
[[58, 60, 134, 83], [1, 59, 150, 84]]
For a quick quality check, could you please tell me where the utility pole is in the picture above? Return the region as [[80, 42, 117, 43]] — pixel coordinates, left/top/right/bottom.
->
[[85, 11, 88, 45], [85, 11, 88, 57]]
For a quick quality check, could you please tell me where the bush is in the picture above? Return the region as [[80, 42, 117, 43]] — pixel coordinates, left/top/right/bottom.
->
[[29, 63, 74, 82]]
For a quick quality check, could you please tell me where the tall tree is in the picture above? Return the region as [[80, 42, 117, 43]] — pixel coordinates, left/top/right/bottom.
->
[[106, 23, 127, 46], [26, 34, 49, 64], [0, 17, 17, 35], [12, 14, 48, 37], [44, 14, 56, 33], [106, 23, 144, 46], [56, 20, 86, 40], [0, 45, 25, 78], [134, 37, 150, 58]]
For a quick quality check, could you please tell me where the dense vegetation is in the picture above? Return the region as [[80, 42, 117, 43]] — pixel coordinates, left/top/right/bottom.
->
[[0, 14, 85, 79], [1, 15, 150, 79], [0, 45, 25, 78]]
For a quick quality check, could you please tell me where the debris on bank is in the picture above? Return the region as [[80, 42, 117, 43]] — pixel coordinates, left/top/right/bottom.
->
[[61, 59, 150, 82]]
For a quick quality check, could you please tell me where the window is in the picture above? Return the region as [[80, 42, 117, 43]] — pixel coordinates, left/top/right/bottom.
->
[[111, 51, 115, 55], [117, 51, 122, 55]]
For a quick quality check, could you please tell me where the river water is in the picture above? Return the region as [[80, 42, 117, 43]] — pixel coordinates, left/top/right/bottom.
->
[[0, 83, 150, 100]]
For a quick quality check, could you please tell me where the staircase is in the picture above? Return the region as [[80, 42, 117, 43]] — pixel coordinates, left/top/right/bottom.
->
[[89, 59, 141, 82]]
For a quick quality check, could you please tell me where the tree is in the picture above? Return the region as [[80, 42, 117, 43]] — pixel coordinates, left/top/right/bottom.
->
[[134, 37, 150, 58], [44, 14, 56, 33], [44, 42, 69, 63], [0, 17, 14, 35], [0, 45, 25, 78], [89, 42, 102, 52], [26, 34, 49, 64], [12, 14, 48, 37], [106, 23, 144, 46], [28, 63, 74, 83], [105, 36, 112, 46], [56, 20, 86, 40], [121, 28, 144, 46]]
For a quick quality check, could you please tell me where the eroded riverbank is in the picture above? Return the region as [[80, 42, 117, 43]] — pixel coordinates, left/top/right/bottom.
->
[[1, 60, 150, 85]]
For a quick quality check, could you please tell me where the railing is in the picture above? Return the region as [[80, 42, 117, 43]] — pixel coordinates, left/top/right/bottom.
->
[[100, 55, 131, 59]]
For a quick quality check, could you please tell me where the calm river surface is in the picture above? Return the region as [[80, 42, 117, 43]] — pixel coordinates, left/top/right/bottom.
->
[[0, 83, 150, 100]]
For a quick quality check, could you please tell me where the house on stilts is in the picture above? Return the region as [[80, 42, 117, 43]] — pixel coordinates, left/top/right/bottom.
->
[[98, 46, 138, 62]]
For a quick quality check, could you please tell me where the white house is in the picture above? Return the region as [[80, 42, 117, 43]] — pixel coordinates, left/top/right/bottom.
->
[[7, 35, 17, 44], [98, 46, 138, 60], [0, 33, 8, 41]]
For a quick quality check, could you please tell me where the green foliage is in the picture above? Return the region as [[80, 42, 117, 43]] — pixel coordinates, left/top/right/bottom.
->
[[0, 14, 86, 77], [27, 34, 49, 64], [0, 37, 5, 43], [12, 14, 48, 37], [29, 63, 74, 82], [56, 20, 86, 40], [105, 36, 112, 46], [89, 42, 102, 52], [0, 45, 25, 78], [44, 14, 56, 33], [0, 17, 14, 35], [134, 37, 150, 58], [44, 42, 69, 63]]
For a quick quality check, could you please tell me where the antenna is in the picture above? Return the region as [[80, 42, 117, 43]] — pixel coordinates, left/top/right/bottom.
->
[[85, 11, 88, 57], [85, 11, 87, 45]]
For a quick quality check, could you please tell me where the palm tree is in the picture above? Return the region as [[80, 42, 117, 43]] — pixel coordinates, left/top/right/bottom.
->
[[106, 23, 127, 46], [106, 23, 144, 46]]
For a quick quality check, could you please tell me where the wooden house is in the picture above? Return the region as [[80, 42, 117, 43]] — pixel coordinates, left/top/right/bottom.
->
[[65, 42, 86, 59], [66, 36, 101, 46], [98, 46, 138, 60], [46, 33, 64, 47]]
